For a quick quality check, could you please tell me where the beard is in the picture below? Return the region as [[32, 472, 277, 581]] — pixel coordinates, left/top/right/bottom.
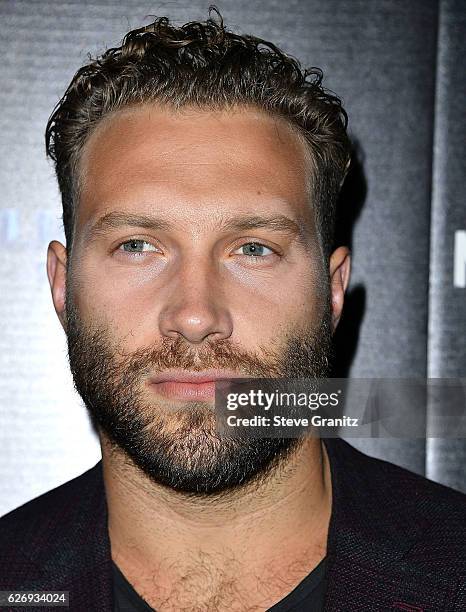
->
[[65, 287, 333, 496]]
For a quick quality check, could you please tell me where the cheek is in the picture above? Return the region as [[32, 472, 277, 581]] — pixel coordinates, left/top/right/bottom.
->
[[68, 255, 162, 348], [226, 262, 326, 345], [288, 269, 328, 323]]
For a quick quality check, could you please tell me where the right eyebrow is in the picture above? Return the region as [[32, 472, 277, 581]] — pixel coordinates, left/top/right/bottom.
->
[[85, 212, 174, 241]]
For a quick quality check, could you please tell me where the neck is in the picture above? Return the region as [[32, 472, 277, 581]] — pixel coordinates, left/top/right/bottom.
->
[[102, 433, 332, 607]]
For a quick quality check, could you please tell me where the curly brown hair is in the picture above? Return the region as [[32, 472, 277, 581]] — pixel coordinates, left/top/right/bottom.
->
[[45, 7, 351, 259]]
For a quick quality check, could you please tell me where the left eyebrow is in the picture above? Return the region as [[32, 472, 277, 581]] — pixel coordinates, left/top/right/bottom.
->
[[220, 214, 311, 248]]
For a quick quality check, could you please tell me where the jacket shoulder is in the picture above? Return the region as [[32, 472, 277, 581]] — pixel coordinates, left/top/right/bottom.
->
[[325, 438, 466, 571], [1, 462, 100, 523], [0, 462, 103, 575], [324, 440, 466, 611], [350, 440, 466, 515]]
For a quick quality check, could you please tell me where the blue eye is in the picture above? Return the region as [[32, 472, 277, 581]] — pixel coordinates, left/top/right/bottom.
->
[[119, 239, 158, 253], [234, 242, 274, 257]]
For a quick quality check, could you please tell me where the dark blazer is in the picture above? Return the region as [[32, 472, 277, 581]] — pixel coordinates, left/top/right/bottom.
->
[[1, 438, 465, 611]]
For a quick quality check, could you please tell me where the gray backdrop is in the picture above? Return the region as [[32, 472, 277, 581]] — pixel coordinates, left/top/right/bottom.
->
[[0, 0, 465, 517]]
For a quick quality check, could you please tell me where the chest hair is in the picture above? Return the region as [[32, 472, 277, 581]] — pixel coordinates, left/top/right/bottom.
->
[[127, 545, 325, 612]]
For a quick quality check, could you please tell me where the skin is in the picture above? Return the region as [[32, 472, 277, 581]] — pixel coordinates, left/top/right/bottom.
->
[[47, 104, 350, 611]]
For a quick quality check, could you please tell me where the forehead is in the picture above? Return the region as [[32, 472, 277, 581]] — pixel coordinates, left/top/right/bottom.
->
[[77, 104, 314, 228]]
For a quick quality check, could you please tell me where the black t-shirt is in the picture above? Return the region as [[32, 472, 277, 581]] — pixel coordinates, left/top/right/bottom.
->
[[112, 557, 327, 611]]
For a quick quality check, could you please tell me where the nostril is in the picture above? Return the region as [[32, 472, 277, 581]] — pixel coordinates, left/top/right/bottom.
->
[[159, 301, 233, 345]]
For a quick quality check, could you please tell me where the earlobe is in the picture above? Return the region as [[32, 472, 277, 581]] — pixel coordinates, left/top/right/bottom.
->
[[329, 246, 351, 332], [46, 241, 68, 330]]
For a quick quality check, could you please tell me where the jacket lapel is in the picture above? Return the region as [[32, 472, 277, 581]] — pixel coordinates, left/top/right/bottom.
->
[[29, 462, 114, 612]]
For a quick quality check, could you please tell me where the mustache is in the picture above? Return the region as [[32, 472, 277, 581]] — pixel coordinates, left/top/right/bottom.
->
[[108, 334, 283, 379]]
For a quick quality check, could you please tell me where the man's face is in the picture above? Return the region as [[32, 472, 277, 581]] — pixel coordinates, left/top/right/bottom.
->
[[51, 104, 344, 494]]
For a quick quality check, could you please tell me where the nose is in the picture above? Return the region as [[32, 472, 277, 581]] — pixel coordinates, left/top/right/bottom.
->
[[158, 256, 233, 345]]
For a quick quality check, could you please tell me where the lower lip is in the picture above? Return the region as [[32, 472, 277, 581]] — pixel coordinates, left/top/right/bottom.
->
[[149, 380, 217, 401]]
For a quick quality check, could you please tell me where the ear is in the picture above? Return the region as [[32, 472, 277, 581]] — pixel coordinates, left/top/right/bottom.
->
[[47, 240, 68, 331], [329, 246, 351, 332]]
